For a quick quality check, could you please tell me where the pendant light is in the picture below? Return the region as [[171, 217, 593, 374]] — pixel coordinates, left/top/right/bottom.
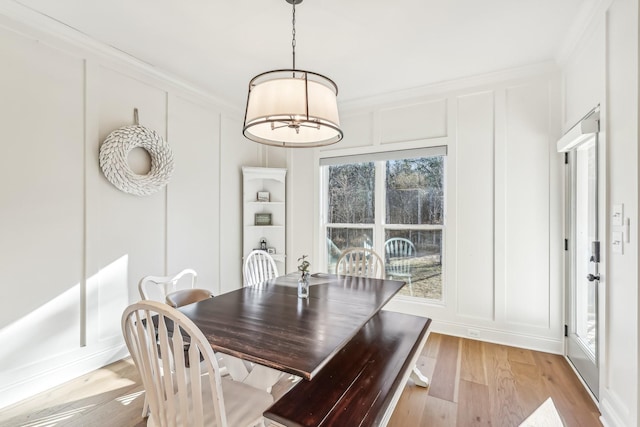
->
[[243, 0, 343, 148]]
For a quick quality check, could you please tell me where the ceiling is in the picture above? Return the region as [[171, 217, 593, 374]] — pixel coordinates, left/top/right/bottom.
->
[[15, 0, 591, 109]]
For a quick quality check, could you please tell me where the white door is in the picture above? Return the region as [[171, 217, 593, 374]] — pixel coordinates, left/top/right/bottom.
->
[[562, 110, 600, 400]]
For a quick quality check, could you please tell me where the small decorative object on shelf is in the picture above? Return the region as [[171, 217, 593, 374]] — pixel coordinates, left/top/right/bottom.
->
[[297, 255, 310, 299], [260, 238, 267, 251], [255, 213, 272, 226], [257, 191, 270, 202], [267, 247, 276, 255]]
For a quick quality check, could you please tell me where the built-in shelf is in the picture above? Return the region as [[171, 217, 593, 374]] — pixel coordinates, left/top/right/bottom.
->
[[246, 201, 285, 206], [242, 166, 287, 274]]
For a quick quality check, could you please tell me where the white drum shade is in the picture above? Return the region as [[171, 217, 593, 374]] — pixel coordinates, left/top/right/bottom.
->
[[243, 70, 343, 147]]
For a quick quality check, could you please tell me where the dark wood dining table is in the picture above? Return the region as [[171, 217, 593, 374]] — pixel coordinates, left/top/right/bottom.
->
[[177, 272, 406, 380]]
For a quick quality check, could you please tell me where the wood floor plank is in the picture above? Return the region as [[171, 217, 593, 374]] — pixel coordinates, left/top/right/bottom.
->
[[456, 380, 491, 426], [0, 333, 602, 427], [531, 351, 601, 426], [419, 396, 458, 427], [424, 332, 442, 358], [414, 354, 437, 384], [63, 385, 146, 427], [428, 335, 460, 402], [510, 359, 550, 420], [483, 341, 527, 427], [460, 338, 487, 385], [507, 345, 536, 366], [386, 383, 428, 427], [0, 359, 142, 426]]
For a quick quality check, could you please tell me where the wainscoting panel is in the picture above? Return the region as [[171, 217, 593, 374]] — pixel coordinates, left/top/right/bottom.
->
[[0, 24, 84, 402], [166, 94, 220, 292], [321, 111, 373, 151], [379, 98, 447, 144], [455, 91, 495, 320], [91, 66, 167, 342], [0, 11, 247, 410], [503, 81, 551, 328]]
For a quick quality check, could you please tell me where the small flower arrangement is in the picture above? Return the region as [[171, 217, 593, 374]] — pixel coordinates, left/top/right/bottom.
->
[[297, 255, 310, 279]]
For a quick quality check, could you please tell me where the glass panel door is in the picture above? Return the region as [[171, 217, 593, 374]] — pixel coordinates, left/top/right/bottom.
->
[[566, 136, 599, 399]]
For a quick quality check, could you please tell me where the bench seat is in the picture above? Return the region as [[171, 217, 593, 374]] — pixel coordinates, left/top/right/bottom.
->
[[264, 310, 431, 427]]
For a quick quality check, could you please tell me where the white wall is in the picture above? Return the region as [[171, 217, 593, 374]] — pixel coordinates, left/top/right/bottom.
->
[[559, 0, 638, 425], [1, 2, 635, 422], [285, 66, 564, 353], [0, 10, 252, 408]]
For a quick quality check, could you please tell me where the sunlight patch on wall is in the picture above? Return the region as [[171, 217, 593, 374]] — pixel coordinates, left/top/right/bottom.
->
[[0, 283, 80, 369], [91, 254, 130, 342]]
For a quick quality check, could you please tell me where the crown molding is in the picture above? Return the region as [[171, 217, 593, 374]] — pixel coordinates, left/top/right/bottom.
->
[[0, 0, 242, 115], [555, 0, 614, 66], [339, 61, 559, 114]]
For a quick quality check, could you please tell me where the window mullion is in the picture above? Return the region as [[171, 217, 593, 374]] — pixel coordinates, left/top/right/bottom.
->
[[326, 223, 374, 229], [385, 224, 444, 231], [374, 160, 386, 258], [319, 166, 328, 272]]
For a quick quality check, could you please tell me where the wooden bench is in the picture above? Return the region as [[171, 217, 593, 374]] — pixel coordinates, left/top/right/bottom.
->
[[264, 310, 432, 427]]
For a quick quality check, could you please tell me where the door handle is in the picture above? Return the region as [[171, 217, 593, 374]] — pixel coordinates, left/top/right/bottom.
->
[[586, 274, 600, 282]]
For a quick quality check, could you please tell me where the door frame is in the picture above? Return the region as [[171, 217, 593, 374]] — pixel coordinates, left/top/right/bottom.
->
[[558, 106, 604, 404]]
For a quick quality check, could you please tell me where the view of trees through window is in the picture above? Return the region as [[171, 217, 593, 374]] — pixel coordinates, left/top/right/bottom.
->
[[324, 154, 445, 300]]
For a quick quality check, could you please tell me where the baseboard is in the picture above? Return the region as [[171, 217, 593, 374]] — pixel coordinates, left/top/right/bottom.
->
[[426, 320, 564, 354], [0, 342, 128, 410], [599, 389, 630, 427]]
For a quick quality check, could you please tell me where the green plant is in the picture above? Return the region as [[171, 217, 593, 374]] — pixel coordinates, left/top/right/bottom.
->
[[297, 255, 310, 276]]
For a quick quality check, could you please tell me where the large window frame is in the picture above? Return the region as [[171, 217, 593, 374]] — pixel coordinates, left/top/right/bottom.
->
[[320, 146, 447, 301]]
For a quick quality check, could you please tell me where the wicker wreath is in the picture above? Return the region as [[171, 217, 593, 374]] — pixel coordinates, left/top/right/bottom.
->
[[99, 124, 174, 196]]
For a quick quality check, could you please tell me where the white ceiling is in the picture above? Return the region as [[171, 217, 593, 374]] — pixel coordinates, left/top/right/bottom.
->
[[15, 0, 591, 108]]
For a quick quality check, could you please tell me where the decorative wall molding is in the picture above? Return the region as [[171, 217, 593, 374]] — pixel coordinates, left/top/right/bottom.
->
[[599, 388, 630, 427], [555, 0, 615, 66], [322, 72, 563, 359], [0, 8, 229, 410], [0, 340, 127, 409], [339, 61, 558, 114], [0, 0, 241, 116]]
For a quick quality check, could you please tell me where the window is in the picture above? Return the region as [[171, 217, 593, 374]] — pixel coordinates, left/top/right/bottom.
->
[[321, 147, 446, 300]]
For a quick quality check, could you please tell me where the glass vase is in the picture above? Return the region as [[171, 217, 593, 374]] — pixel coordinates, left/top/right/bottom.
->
[[298, 272, 309, 299]]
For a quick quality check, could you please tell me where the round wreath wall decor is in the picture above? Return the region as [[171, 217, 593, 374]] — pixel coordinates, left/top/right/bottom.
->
[[99, 122, 174, 196]]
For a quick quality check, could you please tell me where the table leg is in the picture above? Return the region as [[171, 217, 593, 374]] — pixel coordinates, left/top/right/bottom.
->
[[410, 366, 429, 387]]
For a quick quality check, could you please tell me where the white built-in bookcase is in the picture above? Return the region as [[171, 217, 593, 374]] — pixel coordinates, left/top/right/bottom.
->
[[242, 167, 287, 273]]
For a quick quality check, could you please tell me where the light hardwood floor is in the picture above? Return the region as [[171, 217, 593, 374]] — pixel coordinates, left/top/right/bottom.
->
[[0, 333, 601, 427]]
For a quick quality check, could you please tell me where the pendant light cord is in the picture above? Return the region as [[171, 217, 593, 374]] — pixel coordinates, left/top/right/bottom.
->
[[291, 0, 296, 70]]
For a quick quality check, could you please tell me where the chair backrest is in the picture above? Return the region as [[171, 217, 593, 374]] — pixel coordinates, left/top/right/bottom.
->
[[243, 250, 279, 286], [335, 247, 384, 279], [122, 300, 227, 427], [138, 268, 198, 302], [166, 288, 214, 308], [384, 238, 416, 276]]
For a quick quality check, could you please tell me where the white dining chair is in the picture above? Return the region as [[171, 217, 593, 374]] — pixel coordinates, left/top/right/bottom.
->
[[137, 268, 213, 417], [138, 268, 199, 302], [384, 237, 416, 295], [243, 250, 279, 286], [165, 288, 213, 308], [335, 247, 385, 279], [122, 300, 273, 427]]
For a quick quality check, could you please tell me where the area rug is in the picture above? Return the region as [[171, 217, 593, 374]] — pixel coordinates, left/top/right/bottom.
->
[[519, 398, 565, 426]]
